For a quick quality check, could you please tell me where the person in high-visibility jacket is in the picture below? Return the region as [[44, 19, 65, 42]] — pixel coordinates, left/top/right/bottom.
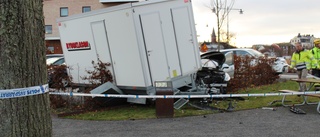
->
[[291, 42, 317, 91], [310, 39, 320, 77]]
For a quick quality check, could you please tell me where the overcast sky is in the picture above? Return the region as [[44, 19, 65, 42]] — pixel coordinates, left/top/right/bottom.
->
[[192, 0, 320, 47]]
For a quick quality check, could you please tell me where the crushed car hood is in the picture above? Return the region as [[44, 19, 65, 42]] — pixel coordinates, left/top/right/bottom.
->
[[200, 51, 226, 68]]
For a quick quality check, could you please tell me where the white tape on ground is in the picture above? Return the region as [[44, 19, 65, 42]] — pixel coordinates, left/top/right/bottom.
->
[[0, 84, 49, 99], [49, 91, 320, 99]]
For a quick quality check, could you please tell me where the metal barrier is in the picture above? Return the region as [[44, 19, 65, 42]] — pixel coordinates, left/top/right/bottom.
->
[[49, 91, 320, 99]]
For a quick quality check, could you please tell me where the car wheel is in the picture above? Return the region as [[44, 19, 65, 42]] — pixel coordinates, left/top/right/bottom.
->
[[282, 66, 289, 73], [61, 78, 69, 87]]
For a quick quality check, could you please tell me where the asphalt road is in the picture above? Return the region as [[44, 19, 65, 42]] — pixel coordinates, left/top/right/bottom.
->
[[53, 105, 320, 137]]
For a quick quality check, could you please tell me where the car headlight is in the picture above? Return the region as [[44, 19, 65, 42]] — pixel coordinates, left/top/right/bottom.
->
[[224, 73, 231, 81]]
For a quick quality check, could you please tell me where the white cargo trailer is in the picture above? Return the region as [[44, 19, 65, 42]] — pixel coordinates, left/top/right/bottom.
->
[[57, 0, 201, 100]]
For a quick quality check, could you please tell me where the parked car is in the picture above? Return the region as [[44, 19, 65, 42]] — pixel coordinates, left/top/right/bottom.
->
[[46, 56, 68, 87], [198, 51, 230, 94], [46, 54, 64, 59], [219, 49, 289, 77], [46, 57, 65, 65], [273, 57, 289, 74]]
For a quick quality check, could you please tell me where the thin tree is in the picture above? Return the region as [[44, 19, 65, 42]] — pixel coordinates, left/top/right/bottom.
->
[[220, 29, 236, 44], [208, 0, 235, 51], [0, 0, 52, 136]]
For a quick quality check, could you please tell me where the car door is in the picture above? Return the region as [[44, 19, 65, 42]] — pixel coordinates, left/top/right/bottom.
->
[[223, 51, 234, 78]]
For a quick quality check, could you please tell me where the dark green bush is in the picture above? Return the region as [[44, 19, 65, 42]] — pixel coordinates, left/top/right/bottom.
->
[[227, 55, 279, 93]]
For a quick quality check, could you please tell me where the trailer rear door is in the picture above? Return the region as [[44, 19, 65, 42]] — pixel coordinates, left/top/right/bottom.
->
[[91, 20, 115, 83], [140, 12, 170, 85], [171, 6, 198, 74]]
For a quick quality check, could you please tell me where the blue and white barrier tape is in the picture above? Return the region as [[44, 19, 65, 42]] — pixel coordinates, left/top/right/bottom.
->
[[0, 84, 49, 99], [49, 91, 320, 99]]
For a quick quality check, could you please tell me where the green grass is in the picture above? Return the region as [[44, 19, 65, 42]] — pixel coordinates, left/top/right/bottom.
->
[[60, 80, 320, 121], [214, 80, 319, 110], [63, 105, 215, 120], [65, 105, 156, 121]]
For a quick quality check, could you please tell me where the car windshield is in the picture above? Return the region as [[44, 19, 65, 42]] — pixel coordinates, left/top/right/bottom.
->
[[52, 58, 65, 65], [247, 49, 264, 58], [46, 57, 62, 65], [46, 54, 63, 59]]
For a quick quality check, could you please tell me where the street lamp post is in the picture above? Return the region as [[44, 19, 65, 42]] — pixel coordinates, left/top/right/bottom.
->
[[226, 7, 243, 44]]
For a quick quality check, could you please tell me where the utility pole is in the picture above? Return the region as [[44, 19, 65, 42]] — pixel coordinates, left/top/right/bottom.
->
[[226, 7, 243, 44]]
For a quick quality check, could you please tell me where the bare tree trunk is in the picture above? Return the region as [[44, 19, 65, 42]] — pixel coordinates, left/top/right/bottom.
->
[[0, 0, 52, 137], [216, 0, 221, 51], [210, 0, 235, 51]]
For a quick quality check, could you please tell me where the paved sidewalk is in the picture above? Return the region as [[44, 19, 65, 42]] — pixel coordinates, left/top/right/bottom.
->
[[53, 105, 319, 137]]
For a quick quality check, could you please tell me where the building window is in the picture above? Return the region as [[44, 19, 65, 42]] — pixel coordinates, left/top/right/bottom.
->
[[300, 39, 309, 43], [60, 7, 68, 17], [82, 6, 91, 13], [47, 46, 54, 54], [45, 25, 52, 34]]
